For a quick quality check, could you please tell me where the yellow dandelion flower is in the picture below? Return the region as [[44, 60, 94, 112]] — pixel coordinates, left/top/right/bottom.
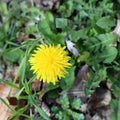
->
[[29, 44, 71, 85]]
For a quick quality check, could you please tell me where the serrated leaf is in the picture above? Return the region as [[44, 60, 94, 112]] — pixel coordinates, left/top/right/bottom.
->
[[69, 29, 87, 42], [51, 106, 59, 113], [91, 33, 115, 49], [71, 111, 84, 120], [60, 94, 69, 109], [96, 16, 115, 29], [98, 68, 107, 80], [99, 47, 118, 63], [91, 81, 101, 88], [97, 33, 115, 45], [71, 98, 81, 110], [56, 111, 63, 120], [84, 33, 115, 52]]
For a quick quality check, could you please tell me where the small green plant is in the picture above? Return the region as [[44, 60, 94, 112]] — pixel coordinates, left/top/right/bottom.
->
[[51, 94, 84, 120]]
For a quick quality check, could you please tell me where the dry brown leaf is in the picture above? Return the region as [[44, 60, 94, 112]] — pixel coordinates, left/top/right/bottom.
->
[[0, 84, 19, 120], [5, 65, 18, 80], [31, 79, 41, 91], [65, 64, 89, 98], [16, 33, 29, 43], [41, 102, 51, 117], [60, 64, 89, 102]]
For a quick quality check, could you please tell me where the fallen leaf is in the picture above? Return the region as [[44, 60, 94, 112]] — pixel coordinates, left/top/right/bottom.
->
[[65, 37, 80, 56], [41, 102, 51, 117], [31, 79, 41, 91], [0, 84, 19, 120], [62, 64, 89, 98], [16, 33, 29, 43], [112, 19, 120, 37], [88, 81, 112, 110], [5, 65, 19, 80]]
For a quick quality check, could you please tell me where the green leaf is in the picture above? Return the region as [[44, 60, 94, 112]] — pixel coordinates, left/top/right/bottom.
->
[[58, 1, 73, 17], [0, 97, 15, 112], [38, 19, 54, 43], [51, 106, 59, 113], [54, 33, 65, 45], [62, 112, 70, 120], [60, 94, 69, 109], [56, 111, 63, 120], [8, 104, 30, 120], [16, 87, 25, 99], [97, 33, 115, 45], [84, 33, 115, 52], [69, 29, 88, 42], [80, 10, 88, 18], [99, 47, 118, 63], [72, 112, 84, 120], [65, 1, 73, 17], [77, 51, 90, 63], [38, 19, 53, 36], [46, 83, 59, 91], [29, 95, 51, 120], [55, 18, 67, 29], [45, 11, 54, 24], [0, 2, 8, 15], [3, 22, 10, 33], [91, 81, 101, 88], [112, 84, 120, 97], [24, 80, 31, 94], [47, 90, 59, 98], [71, 98, 81, 110], [97, 68, 107, 80], [19, 56, 27, 86], [28, 6, 41, 17], [3, 48, 24, 62], [25, 25, 37, 34], [85, 68, 107, 95], [96, 16, 115, 29], [110, 99, 120, 120], [0, 78, 19, 90], [38, 19, 65, 45], [60, 66, 75, 90]]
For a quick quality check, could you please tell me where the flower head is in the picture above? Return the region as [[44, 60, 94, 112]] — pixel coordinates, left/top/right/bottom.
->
[[29, 44, 71, 85]]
